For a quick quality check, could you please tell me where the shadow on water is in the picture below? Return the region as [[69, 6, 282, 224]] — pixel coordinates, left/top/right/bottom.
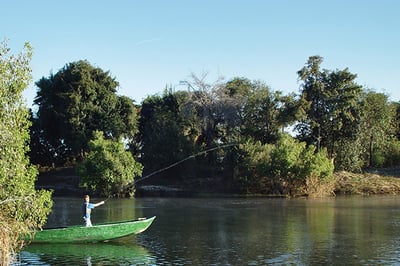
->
[[18, 239, 155, 265]]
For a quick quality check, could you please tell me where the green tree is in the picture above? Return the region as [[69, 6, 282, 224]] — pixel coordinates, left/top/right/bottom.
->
[[32, 60, 138, 166], [297, 56, 363, 162], [218, 78, 299, 186], [138, 78, 243, 187], [359, 91, 397, 167], [0, 41, 52, 264], [138, 90, 195, 181], [78, 131, 143, 197], [242, 81, 287, 144], [224, 77, 299, 144], [29, 109, 55, 166]]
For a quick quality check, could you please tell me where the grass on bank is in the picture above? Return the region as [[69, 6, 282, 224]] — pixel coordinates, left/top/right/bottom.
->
[[334, 170, 400, 195]]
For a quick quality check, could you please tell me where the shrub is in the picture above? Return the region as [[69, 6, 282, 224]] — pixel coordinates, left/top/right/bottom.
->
[[78, 131, 143, 197], [236, 134, 334, 196]]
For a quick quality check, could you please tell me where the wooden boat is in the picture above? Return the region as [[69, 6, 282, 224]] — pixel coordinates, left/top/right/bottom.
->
[[26, 216, 156, 243]]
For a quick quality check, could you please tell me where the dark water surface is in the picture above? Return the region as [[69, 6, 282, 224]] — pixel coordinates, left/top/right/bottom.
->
[[16, 196, 400, 265]]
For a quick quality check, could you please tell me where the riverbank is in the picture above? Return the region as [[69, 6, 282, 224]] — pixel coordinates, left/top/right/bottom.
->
[[334, 169, 400, 195], [35, 167, 400, 197]]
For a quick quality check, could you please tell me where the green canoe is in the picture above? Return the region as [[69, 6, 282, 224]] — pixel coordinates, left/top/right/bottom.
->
[[26, 216, 156, 243]]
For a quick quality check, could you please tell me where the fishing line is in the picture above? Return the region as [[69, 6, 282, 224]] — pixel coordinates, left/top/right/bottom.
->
[[106, 142, 239, 199], [134, 142, 239, 185]]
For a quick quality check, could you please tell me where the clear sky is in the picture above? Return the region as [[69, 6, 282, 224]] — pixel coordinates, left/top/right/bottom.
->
[[2, 0, 399, 107]]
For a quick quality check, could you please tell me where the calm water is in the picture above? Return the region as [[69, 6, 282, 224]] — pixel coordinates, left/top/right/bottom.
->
[[16, 195, 400, 265]]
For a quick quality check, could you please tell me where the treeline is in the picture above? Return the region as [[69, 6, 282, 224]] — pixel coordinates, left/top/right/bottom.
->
[[29, 56, 400, 197]]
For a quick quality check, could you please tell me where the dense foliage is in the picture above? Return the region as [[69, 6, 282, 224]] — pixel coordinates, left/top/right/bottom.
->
[[78, 131, 143, 197], [359, 91, 397, 167], [0, 41, 52, 264], [296, 55, 363, 156], [31, 60, 138, 166], [28, 55, 400, 197], [138, 90, 196, 180], [236, 134, 334, 196]]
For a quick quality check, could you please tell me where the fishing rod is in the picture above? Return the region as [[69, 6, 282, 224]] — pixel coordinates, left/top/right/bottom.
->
[[105, 142, 240, 199]]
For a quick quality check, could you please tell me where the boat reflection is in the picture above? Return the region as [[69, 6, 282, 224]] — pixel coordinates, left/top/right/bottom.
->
[[20, 240, 154, 265]]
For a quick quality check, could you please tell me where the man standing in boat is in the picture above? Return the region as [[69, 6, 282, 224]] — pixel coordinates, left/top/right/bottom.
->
[[82, 194, 105, 227]]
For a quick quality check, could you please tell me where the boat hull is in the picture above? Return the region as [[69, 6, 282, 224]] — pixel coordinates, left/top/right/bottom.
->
[[27, 216, 156, 243]]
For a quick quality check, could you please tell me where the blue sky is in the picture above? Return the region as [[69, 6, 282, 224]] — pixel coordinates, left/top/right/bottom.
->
[[2, 0, 399, 107]]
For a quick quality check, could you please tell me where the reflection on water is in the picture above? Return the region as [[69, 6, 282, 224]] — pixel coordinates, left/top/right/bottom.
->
[[20, 240, 153, 265], [17, 195, 400, 265]]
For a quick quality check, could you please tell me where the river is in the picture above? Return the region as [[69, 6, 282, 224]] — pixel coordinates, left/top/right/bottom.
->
[[16, 195, 400, 265]]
